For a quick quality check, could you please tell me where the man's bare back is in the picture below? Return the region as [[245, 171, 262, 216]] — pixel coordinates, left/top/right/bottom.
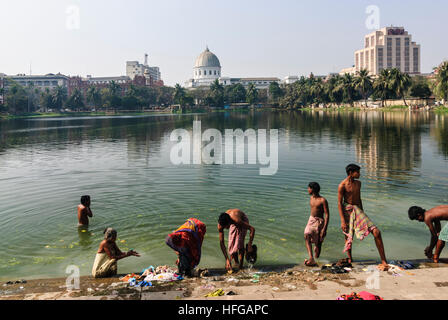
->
[[424, 205, 448, 224], [339, 177, 362, 207]]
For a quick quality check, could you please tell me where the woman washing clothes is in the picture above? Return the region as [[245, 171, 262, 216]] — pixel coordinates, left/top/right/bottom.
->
[[92, 228, 140, 278]]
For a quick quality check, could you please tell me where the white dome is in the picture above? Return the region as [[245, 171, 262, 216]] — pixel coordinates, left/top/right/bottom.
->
[[194, 47, 221, 68]]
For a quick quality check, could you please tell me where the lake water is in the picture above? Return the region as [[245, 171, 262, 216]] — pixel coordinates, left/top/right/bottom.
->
[[0, 110, 447, 280]]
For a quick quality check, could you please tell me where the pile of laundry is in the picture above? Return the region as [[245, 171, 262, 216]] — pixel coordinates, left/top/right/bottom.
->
[[119, 265, 184, 288], [386, 260, 417, 277], [337, 291, 383, 300]]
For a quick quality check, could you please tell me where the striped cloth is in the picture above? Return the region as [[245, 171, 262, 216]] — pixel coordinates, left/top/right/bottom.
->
[[343, 203, 377, 252]]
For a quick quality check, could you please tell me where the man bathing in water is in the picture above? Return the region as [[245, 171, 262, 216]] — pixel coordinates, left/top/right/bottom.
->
[[338, 164, 388, 269], [304, 182, 329, 267], [78, 195, 93, 227], [409, 205, 448, 263], [218, 209, 255, 272]]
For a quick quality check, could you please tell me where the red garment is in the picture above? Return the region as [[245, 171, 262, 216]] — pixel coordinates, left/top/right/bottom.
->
[[167, 218, 206, 268]]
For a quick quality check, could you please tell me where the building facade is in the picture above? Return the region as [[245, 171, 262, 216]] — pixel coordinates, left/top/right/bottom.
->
[[353, 27, 421, 75], [126, 54, 162, 85], [186, 47, 280, 90], [5, 73, 69, 91]]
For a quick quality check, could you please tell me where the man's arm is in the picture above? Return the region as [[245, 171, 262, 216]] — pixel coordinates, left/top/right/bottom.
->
[[337, 184, 347, 232], [425, 219, 439, 253], [358, 181, 364, 211], [86, 207, 93, 217], [218, 225, 232, 270], [321, 199, 330, 238]]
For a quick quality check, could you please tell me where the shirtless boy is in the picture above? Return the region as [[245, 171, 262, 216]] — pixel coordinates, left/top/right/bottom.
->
[[408, 205, 448, 263], [304, 182, 329, 266], [338, 164, 388, 269], [78, 195, 93, 227], [218, 209, 255, 271]]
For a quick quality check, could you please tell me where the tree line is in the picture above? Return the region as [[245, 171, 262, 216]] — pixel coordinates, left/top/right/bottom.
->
[[0, 80, 176, 115], [278, 63, 448, 109], [1, 61, 447, 115]]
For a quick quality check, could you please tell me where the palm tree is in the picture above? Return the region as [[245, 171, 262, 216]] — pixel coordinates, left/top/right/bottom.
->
[[337, 73, 356, 106], [389, 68, 411, 107], [52, 86, 68, 111], [246, 83, 258, 105], [173, 84, 187, 107], [86, 86, 101, 109], [374, 69, 391, 108], [435, 61, 448, 104], [210, 79, 225, 108], [355, 69, 373, 107]]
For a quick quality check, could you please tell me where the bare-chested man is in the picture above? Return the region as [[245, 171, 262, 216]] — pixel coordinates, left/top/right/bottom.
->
[[304, 182, 329, 266], [78, 195, 93, 227], [218, 209, 255, 272], [338, 164, 388, 269], [408, 205, 448, 263]]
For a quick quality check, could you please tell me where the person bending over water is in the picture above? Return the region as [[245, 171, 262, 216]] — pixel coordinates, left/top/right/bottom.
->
[[408, 205, 448, 263], [338, 164, 388, 270], [92, 228, 140, 278], [78, 195, 93, 227], [304, 182, 329, 267], [166, 218, 206, 277], [218, 209, 255, 272]]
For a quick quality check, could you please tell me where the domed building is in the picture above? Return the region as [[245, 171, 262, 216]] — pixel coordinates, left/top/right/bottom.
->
[[186, 47, 222, 88], [185, 46, 281, 91]]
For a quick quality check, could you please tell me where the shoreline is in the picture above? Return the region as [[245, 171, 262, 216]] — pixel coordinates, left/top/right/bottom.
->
[[1, 105, 447, 120], [2, 259, 448, 300]]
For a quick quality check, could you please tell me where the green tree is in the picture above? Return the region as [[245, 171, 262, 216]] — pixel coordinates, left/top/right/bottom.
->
[[209, 79, 225, 108], [246, 83, 258, 105], [86, 86, 102, 109], [268, 82, 283, 105], [225, 84, 246, 104], [66, 88, 85, 111], [373, 69, 392, 108], [337, 73, 356, 106], [389, 68, 411, 107], [355, 69, 373, 107], [5, 83, 28, 114], [104, 81, 122, 111], [409, 77, 432, 99], [173, 84, 189, 107], [435, 61, 448, 103], [52, 86, 68, 111]]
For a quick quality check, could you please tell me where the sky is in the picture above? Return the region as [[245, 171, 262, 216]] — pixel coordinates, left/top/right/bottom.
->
[[0, 0, 447, 86]]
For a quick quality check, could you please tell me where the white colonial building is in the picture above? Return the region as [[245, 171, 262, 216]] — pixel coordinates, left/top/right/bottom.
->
[[185, 47, 222, 88], [185, 47, 280, 90]]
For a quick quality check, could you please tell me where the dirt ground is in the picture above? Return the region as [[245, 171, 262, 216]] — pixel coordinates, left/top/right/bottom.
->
[[2, 260, 448, 300]]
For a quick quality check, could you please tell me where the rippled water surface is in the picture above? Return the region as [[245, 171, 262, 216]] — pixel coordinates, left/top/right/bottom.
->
[[0, 110, 447, 280]]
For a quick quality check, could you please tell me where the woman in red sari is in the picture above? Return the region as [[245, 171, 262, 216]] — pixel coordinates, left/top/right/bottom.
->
[[165, 218, 206, 276]]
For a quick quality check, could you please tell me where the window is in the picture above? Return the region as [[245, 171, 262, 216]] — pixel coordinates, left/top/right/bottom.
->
[[396, 38, 401, 69], [378, 48, 384, 71], [405, 38, 410, 72], [413, 48, 419, 72], [209, 70, 212, 75], [214, 70, 217, 75], [387, 38, 392, 68]]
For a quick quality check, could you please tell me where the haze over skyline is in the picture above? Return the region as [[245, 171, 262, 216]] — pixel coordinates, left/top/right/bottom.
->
[[0, 0, 447, 86]]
